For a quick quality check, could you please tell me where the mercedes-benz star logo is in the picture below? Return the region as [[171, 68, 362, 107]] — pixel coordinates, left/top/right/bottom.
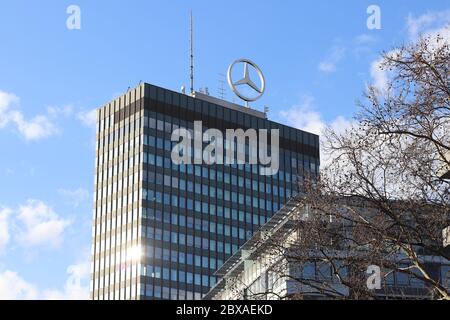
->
[[227, 58, 266, 103]]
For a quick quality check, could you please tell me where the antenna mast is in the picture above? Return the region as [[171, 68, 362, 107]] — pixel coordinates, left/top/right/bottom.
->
[[218, 73, 226, 100], [189, 11, 194, 95]]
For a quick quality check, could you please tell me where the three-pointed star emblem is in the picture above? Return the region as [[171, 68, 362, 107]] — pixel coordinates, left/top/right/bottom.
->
[[233, 62, 263, 94], [227, 58, 266, 103]]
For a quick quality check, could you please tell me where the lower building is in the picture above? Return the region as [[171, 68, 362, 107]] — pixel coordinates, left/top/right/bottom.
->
[[204, 196, 450, 300], [439, 151, 450, 180]]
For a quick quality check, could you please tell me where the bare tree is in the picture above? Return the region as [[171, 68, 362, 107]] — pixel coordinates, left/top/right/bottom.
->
[[228, 32, 450, 300]]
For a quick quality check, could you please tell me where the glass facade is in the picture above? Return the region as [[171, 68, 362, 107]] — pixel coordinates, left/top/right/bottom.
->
[[91, 83, 320, 300]]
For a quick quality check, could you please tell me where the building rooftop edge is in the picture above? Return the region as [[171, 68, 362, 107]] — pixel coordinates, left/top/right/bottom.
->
[[98, 82, 321, 141], [191, 91, 267, 119]]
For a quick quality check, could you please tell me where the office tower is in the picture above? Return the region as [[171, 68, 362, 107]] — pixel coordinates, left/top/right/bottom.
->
[[91, 83, 320, 300]]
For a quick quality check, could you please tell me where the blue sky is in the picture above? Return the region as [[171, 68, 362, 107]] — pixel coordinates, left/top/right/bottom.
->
[[0, 0, 449, 299]]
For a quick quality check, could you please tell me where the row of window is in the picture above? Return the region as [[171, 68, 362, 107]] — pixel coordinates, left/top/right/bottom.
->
[[142, 187, 286, 213], [143, 135, 318, 175], [144, 228, 241, 255], [142, 90, 319, 148], [296, 262, 450, 288], [142, 164, 297, 196], [142, 246, 224, 273], [96, 114, 319, 178], [141, 264, 216, 288], [141, 285, 204, 300], [144, 208, 267, 230]]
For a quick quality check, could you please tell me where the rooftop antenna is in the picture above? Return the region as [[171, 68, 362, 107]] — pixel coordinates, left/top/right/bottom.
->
[[217, 73, 226, 100], [264, 105, 269, 118], [189, 11, 195, 95]]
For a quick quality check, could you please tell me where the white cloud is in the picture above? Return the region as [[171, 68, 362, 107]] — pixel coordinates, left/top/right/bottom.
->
[[0, 271, 38, 300], [9, 111, 59, 141], [318, 46, 346, 73], [279, 95, 324, 135], [0, 92, 19, 114], [58, 188, 89, 207], [369, 16, 450, 96], [279, 95, 353, 168], [0, 90, 58, 141], [406, 10, 450, 40], [0, 91, 19, 128], [46, 105, 74, 118], [318, 62, 335, 73], [0, 208, 11, 252], [0, 260, 90, 300], [43, 261, 90, 300], [0, 199, 88, 300], [422, 23, 450, 45], [77, 109, 97, 129], [370, 57, 389, 94], [16, 200, 71, 249], [354, 33, 378, 45]]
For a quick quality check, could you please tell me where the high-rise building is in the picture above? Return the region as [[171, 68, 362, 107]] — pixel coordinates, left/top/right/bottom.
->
[[90, 82, 320, 300]]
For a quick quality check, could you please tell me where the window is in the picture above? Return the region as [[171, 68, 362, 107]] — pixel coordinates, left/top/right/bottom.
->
[[157, 120, 164, 131], [179, 233, 186, 245], [410, 267, 424, 288], [195, 237, 201, 248], [194, 274, 201, 285], [157, 138, 163, 149], [303, 263, 315, 279], [444, 267, 450, 288], [171, 232, 178, 244], [187, 272, 193, 284], [202, 275, 209, 287], [163, 268, 170, 280], [202, 185, 208, 196], [179, 252, 185, 264], [172, 195, 178, 206], [171, 269, 177, 281], [155, 229, 162, 241], [317, 263, 332, 280], [163, 194, 170, 205], [179, 271, 186, 283], [396, 270, 409, 286], [154, 286, 161, 298], [151, 247, 160, 261], [164, 175, 171, 187], [209, 239, 216, 250], [179, 215, 186, 227], [202, 167, 209, 178], [162, 287, 170, 299], [202, 256, 209, 268], [171, 250, 177, 263], [156, 174, 163, 185], [149, 117, 156, 129], [163, 249, 170, 261]]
